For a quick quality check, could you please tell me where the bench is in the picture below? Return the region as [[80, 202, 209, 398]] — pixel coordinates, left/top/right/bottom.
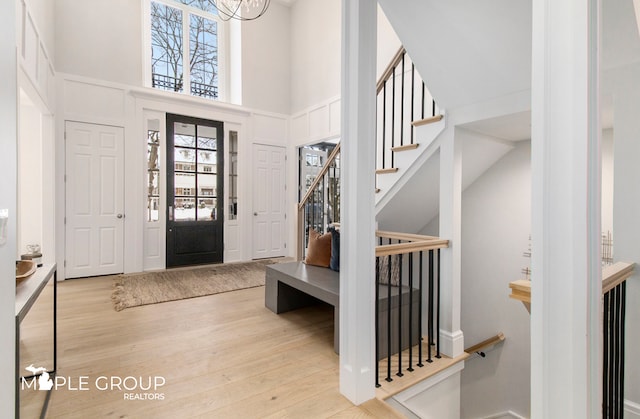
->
[[265, 261, 420, 357]]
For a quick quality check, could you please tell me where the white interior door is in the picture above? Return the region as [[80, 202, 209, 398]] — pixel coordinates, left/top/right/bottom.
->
[[252, 144, 286, 259], [65, 121, 124, 278]]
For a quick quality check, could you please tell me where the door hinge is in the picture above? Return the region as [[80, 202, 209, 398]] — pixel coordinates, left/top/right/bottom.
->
[[284, 243, 287, 249], [64, 217, 66, 225], [64, 174, 67, 182], [284, 213, 287, 220], [64, 260, 66, 267], [64, 131, 67, 140]]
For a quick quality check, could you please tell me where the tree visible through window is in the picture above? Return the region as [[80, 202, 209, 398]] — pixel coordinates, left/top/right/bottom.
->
[[151, 0, 220, 99]]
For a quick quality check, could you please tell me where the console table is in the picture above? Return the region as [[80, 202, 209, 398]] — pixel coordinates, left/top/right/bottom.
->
[[15, 263, 57, 419]]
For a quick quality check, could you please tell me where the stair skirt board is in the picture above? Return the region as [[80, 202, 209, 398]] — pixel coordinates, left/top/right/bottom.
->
[[626, 399, 640, 418], [478, 411, 527, 419]]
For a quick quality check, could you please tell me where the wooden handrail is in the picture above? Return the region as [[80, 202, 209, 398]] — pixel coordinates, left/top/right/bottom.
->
[[376, 46, 406, 94], [376, 230, 439, 242], [602, 261, 635, 294], [376, 239, 449, 257], [465, 332, 505, 355], [297, 142, 341, 211]]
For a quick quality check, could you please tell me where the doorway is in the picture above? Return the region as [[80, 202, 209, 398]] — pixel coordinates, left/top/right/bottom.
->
[[166, 114, 224, 267], [252, 144, 286, 259], [65, 121, 125, 278]]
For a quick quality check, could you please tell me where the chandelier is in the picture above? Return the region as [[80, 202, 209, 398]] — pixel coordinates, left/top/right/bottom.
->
[[212, 0, 271, 21]]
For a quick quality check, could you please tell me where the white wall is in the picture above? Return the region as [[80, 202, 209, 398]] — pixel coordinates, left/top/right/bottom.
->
[[289, 0, 341, 114], [601, 128, 614, 235], [17, 95, 43, 257], [55, 0, 143, 87], [242, 2, 291, 114], [0, 0, 17, 415], [460, 141, 531, 419]]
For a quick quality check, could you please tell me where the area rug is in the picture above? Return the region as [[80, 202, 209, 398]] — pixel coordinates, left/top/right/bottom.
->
[[112, 259, 284, 311]]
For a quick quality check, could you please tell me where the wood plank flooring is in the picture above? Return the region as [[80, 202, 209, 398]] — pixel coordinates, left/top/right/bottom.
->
[[45, 276, 401, 418]]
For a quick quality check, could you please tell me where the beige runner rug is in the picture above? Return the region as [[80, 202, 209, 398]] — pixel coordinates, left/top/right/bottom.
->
[[112, 259, 283, 311]]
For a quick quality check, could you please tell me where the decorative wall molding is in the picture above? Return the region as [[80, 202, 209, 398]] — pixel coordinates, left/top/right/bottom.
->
[[18, 0, 56, 112], [291, 95, 341, 145]]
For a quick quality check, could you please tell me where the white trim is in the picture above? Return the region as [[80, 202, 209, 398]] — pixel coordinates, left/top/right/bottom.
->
[[626, 400, 640, 418], [478, 411, 528, 419], [438, 329, 465, 358]]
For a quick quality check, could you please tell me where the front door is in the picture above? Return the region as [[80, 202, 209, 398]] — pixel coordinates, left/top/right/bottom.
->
[[65, 121, 124, 278], [252, 144, 286, 259], [166, 114, 224, 267]]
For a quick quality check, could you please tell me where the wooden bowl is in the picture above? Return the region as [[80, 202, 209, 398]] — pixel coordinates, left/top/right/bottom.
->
[[16, 260, 36, 282]]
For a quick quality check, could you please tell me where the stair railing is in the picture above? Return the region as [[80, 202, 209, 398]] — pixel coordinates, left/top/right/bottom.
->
[[296, 143, 341, 261], [602, 261, 634, 418], [377, 47, 439, 171], [374, 231, 449, 387]]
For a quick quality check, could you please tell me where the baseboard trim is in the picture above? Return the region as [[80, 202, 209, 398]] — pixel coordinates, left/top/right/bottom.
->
[[439, 329, 465, 357], [626, 399, 640, 417], [479, 411, 527, 419]]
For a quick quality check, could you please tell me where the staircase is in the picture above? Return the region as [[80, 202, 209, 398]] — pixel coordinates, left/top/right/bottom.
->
[[375, 47, 446, 209]]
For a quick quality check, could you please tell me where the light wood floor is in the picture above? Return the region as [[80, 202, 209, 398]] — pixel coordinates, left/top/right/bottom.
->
[[46, 276, 398, 419]]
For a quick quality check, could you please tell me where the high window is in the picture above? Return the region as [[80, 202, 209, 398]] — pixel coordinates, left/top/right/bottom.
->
[[148, 0, 224, 100]]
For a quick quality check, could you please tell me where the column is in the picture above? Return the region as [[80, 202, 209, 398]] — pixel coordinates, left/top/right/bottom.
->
[[530, 0, 600, 417], [339, 0, 377, 405]]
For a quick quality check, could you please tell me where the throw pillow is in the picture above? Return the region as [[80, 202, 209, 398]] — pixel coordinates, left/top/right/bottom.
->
[[305, 228, 332, 267], [329, 227, 340, 272], [377, 254, 401, 286]]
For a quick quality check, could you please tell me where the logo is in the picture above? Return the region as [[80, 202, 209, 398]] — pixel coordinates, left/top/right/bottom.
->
[[21, 364, 166, 400], [24, 365, 53, 390]]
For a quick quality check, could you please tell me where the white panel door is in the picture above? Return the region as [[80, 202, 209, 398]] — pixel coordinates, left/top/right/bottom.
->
[[252, 144, 286, 259], [65, 121, 124, 278]]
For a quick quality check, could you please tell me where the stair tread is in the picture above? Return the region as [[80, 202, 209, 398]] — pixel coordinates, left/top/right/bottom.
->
[[376, 168, 399, 175], [376, 342, 470, 401], [412, 114, 444, 127], [391, 143, 419, 152]]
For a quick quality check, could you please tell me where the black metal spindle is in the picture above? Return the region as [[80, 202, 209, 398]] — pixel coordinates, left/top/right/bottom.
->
[[620, 282, 627, 419], [386, 247, 393, 382], [382, 82, 387, 169], [608, 287, 620, 418], [613, 285, 620, 419], [397, 251, 404, 377], [400, 54, 405, 147], [391, 66, 396, 168], [375, 254, 380, 388], [311, 190, 315, 233], [410, 63, 415, 145], [417, 251, 424, 367], [421, 81, 426, 119], [603, 290, 610, 418], [436, 248, 441, 358], [427, 250, 434, 363], [407, 252, 414, 372], [432, 98, 436, 117]]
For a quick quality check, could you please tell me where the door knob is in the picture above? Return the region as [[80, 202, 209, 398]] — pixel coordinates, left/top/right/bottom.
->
[[117, 214, 124, 219], [254, 212, 258, 216]]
